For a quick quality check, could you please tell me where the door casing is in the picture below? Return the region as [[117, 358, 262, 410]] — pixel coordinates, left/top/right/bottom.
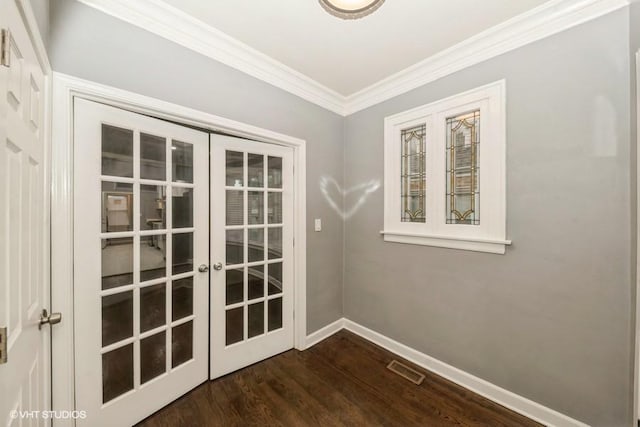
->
[[634, 48, 640, 424], [51, 73, 307, 425]]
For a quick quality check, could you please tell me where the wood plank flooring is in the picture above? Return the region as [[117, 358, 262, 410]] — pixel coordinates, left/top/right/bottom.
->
[[137, 330, 541, 427]]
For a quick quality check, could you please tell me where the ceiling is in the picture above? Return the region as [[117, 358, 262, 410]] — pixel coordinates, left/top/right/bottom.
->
[[161, 0, 551, 96]]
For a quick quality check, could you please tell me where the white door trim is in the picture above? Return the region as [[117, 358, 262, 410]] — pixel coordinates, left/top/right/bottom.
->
[[635, 48, 640, 424], [51, 72, 307, 424]]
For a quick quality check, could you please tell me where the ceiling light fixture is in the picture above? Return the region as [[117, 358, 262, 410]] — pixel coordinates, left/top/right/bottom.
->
[[319, 0, 385, 20]]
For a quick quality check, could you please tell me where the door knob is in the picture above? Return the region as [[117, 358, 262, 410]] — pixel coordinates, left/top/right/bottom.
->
[[198, 264, 209, 273], [39, 309, 62, 330], [212, 262, 223, 271]]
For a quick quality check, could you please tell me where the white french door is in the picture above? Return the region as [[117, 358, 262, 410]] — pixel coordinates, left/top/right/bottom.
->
[[71, 99, 297, 423], [73, 99, 209, 426], [0, 0, 49, 425], [210, 134, 294, 378]]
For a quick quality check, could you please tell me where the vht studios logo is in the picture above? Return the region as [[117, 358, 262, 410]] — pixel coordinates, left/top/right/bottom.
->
[[10, 410, 87, 420]]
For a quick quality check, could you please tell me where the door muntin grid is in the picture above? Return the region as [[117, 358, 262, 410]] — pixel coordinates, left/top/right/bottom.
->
[[100, 125, 197, 404], [224, 151, 284, 346]]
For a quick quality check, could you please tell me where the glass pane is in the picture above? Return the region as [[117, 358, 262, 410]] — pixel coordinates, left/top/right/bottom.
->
[[226, 151, 244, 187], [226, 230, 243, 265], [102, 291, 133, 347], [172, 233, 193, 275], [401, 125, 426, 223], [268, 298, 283, 332], [102, 124, 133, 178], [140, 235, 166, 282], [446, 110, 480, 225], [226, 191, 243, 226], [172, 187, 193, 228], [102, 344, 133, 403], [171, 321, 193, 368], [248, 302, 264, 338], [248, 228, 264, 262], [402, 195, 424, 222], [140, 283, 166, 332], [248, 265, 264, 300], [268, 262, 282, 296], [102, 237, 133, 290], [140, 185, 166, 231], [268, 193, 282, 224], [225, 308, 243, 345], [140, 133, 166, 181], [248, 191, 264, 225], [267, 156, 282, 189], [102, 182, 133, 233], [140, 331, 166, 384], [172, 277, 193, 321], [248, 154, 264, 188], [172, 141, 193, 183], [268, 227, 282, 260], [225, 269, 243, 305]]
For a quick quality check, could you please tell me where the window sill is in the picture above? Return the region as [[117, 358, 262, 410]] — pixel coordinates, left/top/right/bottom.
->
[[380, 230, 511, 254]]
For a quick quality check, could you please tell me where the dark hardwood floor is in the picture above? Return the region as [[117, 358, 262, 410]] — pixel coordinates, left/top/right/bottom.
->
[[137, 331, 541, 427]]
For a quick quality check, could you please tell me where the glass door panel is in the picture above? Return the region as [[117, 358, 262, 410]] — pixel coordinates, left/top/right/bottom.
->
[[98, 128, 198, 404], [221, 151, 283, 345]]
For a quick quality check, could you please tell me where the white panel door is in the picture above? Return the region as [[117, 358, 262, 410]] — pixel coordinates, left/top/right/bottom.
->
[[0, 0, 49, 425], [210, 134, 294, 378], [73, 99, 209, 426]]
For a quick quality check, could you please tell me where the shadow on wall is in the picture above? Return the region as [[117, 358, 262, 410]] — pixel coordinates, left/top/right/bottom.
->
[[320, 176, 380, 220]]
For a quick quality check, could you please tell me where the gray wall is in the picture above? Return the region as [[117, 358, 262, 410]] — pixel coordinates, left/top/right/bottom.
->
[[49, 0, 345, 333], [29, 0, 49, 48], [344, 9, 632, 427]]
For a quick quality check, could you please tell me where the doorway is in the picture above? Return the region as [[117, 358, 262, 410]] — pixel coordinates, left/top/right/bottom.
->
[[69, 97, 300, 426]]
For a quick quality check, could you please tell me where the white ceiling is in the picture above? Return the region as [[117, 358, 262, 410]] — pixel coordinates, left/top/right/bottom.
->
[[161, 0, 551, 96]]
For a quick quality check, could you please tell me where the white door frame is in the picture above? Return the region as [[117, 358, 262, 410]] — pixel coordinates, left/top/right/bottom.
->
[[51, 72, 307, 424], [635, 48, 640, 424]]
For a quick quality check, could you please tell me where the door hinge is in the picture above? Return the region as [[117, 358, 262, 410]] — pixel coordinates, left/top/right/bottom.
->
[[1, 29, 10, 68], [0, 327, 7, 365]]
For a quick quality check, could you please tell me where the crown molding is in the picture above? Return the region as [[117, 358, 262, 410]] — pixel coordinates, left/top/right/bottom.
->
[[343, 0, 629, 114], [78, 0, 628, 117], [76, 0, 348, 115]]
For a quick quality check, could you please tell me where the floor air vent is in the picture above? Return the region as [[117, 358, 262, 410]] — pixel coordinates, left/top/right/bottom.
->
[[386, 360, 425, 385]]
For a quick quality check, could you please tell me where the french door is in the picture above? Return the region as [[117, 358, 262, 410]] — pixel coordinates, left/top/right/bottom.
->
[[73, 99, 209, 426], [210, 134, 294, 378], [72, 100, 296, 424]]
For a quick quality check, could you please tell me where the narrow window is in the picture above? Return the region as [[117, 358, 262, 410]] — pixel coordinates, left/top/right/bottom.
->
[[401, 125, 426, 223], [446, 110, 480, 225]]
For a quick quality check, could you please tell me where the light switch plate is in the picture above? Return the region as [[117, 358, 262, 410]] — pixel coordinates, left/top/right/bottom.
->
[[314, 218, 322, 232]]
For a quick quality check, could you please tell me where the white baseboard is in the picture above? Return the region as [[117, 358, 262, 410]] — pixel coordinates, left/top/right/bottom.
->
[[305, 317, 589, 427], [304, 318, 345, 349]]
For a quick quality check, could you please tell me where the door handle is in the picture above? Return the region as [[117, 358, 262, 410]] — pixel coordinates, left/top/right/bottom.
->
[[39, 309, 62, 330], [212, 262, 223, 271], [198, 264, 209, 273]]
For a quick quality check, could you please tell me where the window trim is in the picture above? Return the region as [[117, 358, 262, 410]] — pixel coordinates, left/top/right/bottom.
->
[[381, 80, 510, 254]]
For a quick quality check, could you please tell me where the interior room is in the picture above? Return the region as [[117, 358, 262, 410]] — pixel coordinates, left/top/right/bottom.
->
[[1, 0, 639, 426]]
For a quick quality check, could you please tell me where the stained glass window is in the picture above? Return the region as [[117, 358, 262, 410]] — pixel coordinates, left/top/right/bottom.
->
[[401, 125, 426, 223], [446, 110, 480, 225]]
